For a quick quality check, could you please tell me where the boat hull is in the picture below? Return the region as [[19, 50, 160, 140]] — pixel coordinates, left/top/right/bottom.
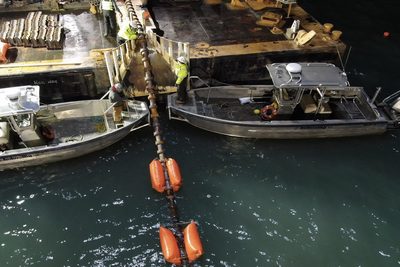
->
[[0, 121, 144, 170], [0, 98, 149, 170], [168, 103, 388, 139]]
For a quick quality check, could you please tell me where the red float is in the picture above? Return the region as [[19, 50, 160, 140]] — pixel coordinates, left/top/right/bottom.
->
[[166, 158, 182, 192], [183, 221, 204, 262], [149, 159, 165, 193], [159, 226, 181, 265]]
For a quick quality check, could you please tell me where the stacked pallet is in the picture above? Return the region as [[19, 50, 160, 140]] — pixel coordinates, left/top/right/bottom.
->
[[0, 12, 64, 50], [22, 12, 35, 47], [0, 21, 11, 43], [47, 14, 64, 50]]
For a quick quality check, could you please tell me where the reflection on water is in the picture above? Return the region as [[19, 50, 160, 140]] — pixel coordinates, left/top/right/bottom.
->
[[2, 0, 400, 266], [1, 126, 400, 266]]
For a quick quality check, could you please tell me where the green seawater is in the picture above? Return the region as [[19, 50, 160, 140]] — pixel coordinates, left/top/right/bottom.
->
[[1, 0, 400, 266]]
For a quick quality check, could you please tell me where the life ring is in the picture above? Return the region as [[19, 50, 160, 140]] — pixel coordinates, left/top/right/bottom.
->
[[41, 126, 55, 141], [260, 104, 278, 121]]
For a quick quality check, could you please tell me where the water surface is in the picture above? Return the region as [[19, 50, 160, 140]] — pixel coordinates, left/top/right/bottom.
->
[[1, 0, 400, 266]]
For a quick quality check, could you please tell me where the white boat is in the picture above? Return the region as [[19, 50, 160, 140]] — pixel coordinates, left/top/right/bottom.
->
[[167, 62, 400, 139], [0, 85, 149, 170]]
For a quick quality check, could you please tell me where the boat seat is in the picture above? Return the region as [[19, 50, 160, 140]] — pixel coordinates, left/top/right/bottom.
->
[[319, 103, 332, 114], [300, 94, 317, 113], [300, 94, 332, 114]]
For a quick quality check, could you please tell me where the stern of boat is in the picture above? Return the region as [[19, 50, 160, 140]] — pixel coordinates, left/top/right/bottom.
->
[[378, 90, 400, 129], [167, 93, 191, 122], [103, 100, 150, 131]]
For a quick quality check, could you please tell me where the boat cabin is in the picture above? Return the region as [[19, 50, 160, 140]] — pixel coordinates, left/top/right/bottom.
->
[[266, 62, 363, 117], [0, 85, 45, 150]]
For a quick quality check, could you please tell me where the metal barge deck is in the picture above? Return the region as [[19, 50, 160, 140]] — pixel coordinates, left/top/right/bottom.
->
[[0, 0, 347, 99], [147, 0, 347, 83], [0, 7, 116, 103]]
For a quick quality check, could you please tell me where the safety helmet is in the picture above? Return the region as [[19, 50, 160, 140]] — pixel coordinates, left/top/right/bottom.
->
[[177, 56, 186, 64], [113, 83, 124, 92]]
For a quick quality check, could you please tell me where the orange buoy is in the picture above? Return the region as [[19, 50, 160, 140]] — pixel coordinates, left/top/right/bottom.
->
[[0, 41, 10, 63], [143, 10, 150, 20], [41, 125, 55, 141], [159, 226, 181, 265], [183, 221, 204, 262], [260, 104, 278, 121], [166, 158, 182, 192], [149, 159, 165, 193], [383, 31, 390, 38]]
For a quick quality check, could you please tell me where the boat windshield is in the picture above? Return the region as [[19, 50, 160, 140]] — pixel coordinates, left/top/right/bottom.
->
[[0, 86, 40, 117], [14, 114, 33, 129]]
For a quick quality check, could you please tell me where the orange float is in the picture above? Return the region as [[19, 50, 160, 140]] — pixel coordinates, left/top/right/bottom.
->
[[166, 158, 182, 192], [149, 159, 165, 193], [143, 10, 151, 20], [260, 104, 278, 121], [41, 125, 55, 141], [183, 221, 204, 262], [0, 41, 10, 63], [159, 226, 181, 265]]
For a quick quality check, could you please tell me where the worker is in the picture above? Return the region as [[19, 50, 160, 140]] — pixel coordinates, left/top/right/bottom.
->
[[109, 83, 127, 123], [101, 0, 122, 37], [174, 56, 189, 104], [117, 21, 138, 45]]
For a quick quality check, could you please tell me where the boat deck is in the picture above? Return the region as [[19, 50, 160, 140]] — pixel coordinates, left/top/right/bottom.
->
[[178, 94, 374, 122], [46, 116, 106, 143]]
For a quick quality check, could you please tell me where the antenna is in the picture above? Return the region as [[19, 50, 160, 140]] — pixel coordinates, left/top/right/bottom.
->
[[335, 45, 345, 71], [344, 46, 352, 71]]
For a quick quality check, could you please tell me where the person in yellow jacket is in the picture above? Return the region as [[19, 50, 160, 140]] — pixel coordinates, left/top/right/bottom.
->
[[117, 21, 138, 45], [175, 56, 189, 104], [101, 0, 122, 37]]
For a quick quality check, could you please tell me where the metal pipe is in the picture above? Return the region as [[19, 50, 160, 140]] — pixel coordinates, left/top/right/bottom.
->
[[112, 49, 120, 82], [370, 86, 382, 104], [104, 51, 115, 86]]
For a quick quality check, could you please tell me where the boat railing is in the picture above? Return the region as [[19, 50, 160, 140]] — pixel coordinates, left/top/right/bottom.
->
[[340, 96, 365, 119], [103, 31, 139, 87], [103, 102, 117, 131], [189, 76, 212, 103], [381, 89, 400, 104], [100, 90, 110, 100], [146, 29, 190, 74], [102, 100, 134, 130], [370, 87, 382, 104]]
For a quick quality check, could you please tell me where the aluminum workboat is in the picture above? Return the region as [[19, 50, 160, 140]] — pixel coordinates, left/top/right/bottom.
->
[[168, 62, 400, 139], [0, 85, 149, 170]]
